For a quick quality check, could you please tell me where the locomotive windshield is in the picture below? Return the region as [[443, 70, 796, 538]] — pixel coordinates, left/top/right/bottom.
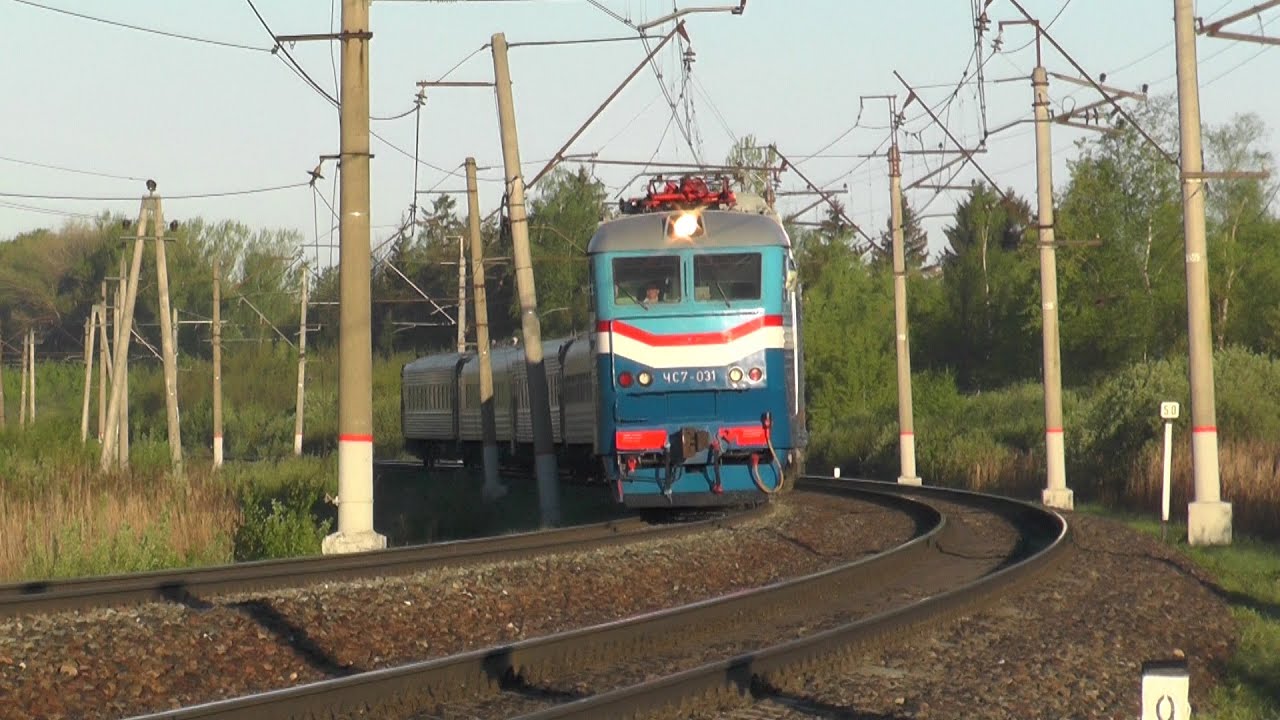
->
[[613, 255, 681, 305], [693, 252, 762, 302]]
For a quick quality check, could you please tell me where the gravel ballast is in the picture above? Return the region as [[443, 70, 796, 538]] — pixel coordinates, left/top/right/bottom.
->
[[0, 493, 912, 720], [0, 495, 1239, 720]]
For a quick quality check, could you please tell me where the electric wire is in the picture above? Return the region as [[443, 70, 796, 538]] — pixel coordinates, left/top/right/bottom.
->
[[0, 181, 309, 201], [11, 0, 272, 52], [244, 0, 341, 109], [0, 154, 148, 183]]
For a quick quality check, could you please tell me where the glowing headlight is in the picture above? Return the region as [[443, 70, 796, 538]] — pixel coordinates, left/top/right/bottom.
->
[[637, 371, 653, 386], [671, 212, 699, 238], [728, 367, 744, 383]]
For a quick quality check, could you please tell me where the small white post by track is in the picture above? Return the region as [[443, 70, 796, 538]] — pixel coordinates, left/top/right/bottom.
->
[[1160, 401, 1180, 541]]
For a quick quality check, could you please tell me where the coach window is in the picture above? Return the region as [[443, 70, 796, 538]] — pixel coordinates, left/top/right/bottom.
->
[[612, 255, 681, 306], [694, 253, 762, 303]]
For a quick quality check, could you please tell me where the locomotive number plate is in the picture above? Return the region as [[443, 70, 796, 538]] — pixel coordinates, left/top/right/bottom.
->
[[661, 369, 717, 384]]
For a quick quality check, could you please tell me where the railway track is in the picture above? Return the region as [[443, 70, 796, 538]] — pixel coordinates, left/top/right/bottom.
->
[[121, 477, 1067, 720], [0, 505, 766, 620]]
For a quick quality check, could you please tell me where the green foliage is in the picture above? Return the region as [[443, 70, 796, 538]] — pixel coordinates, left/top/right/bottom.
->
[[22, 516, 227, 580], [1068, 347, 1280, 501], [723, 135, 780, 196], [527, 165, 602, 337], [228, 457, 334, 561]]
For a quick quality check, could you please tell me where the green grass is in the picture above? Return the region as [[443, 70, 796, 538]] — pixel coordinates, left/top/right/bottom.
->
[[1080, 504, 1280, 720]]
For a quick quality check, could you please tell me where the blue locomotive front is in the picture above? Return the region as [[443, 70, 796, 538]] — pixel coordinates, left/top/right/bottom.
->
[[591, 177, 808, 507]]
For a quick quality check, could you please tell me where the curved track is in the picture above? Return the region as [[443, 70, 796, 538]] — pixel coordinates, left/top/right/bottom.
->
[[0, 507, 766, 620], [120, 477, 1066, 720]]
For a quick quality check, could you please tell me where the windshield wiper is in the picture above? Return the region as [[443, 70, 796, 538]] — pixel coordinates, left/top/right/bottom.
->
[[713, 281, 731, 308]]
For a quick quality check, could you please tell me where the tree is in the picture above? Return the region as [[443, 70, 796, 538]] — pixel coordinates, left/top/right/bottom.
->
[[872, 194, 930, 270], [916, 182, 1038, 389], [1203, 112, 1280, 350], [1054, 94, 1188, 375], [724, 135, 779, 196], [525, 165, 604, 338]]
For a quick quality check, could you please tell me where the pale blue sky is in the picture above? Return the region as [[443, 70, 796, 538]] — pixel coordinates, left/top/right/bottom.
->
[[3, 0, 1277, 263]]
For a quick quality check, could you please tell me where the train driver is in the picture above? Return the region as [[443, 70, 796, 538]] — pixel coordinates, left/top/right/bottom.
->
[[643, 283, 661, 304]]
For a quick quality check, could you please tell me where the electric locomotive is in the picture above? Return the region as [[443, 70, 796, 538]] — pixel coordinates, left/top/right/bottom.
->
[[400, 174, 808, 509]]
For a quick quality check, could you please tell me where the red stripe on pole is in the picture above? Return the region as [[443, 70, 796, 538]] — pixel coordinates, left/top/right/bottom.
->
[[1046, 428, 1064, 434], [899, 431, 914, 436], [1192, 426, 1217, 433], [339, 434, 374, 443]]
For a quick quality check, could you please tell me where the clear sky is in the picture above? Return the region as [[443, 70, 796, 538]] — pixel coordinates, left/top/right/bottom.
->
[[3, 0, 1277, 264]]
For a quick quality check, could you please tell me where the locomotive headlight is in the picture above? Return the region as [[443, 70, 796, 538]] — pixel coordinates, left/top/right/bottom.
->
[[637, 371, 653, 386], [728, 367, 744, 383], [671, 212, 699, 238]]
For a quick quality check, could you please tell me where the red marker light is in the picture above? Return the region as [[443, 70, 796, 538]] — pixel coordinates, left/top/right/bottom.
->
[[748, 367, 763, 382], [618, 371, 633, 388]]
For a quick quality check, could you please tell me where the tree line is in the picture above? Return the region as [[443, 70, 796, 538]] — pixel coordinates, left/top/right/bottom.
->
[[3, 94, 1277, 425]]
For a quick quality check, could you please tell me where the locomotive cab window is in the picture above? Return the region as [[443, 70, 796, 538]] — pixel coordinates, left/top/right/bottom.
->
[[612, 255, 682, 306], [694, 253, 762, 302]]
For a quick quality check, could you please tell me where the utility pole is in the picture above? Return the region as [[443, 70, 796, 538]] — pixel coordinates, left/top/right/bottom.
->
[[456, 235, 467, 354], [81, 311, 96, 443], [153, 197, 183, 474], [886, 105, 921, 486], [98, 284, 109, 444], [1031, 59, 1072, 511], [117, 252, 130, 467], [295, 263, 309, 456], [492, 31, 561, 527], [0, 319, 5, 430], [1174, 0, 1231, 545], [323, 0, 386, 554], [18, 331, 27, 428], [467, 157, 506, 502], [101, 196, 148, 471], [27, 329, 35, 424], [212, 257, 224, 469]]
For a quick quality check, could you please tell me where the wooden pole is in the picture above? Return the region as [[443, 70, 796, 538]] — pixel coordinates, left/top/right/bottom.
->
[[117, 251, 130, 467], [18, 331, 27, 429], [101, 199, 147, 471], [81, 311, 96, 443], [0, 318, 6, 431], [98, 291, 111, 443], [212, 256, 223, 469], [27, 329, 35, 424], [153, 197, 183, 473], [294, 263, 308, 456]]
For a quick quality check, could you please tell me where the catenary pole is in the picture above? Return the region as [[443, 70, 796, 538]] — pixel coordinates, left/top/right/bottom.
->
[[888, 135, 921, 486], [492, 32, 561, 527], [324, 0, 386, 554], [1174, 0, 1231, 545], [1032, 62, 1073, 511], [295, 263, 309, 456], [466, 157, 507, 502], [212, 257, 224, 469], [456, 235, 467, 354]]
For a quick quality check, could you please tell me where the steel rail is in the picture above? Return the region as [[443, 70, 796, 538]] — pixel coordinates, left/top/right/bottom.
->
[[121, 480, 942, 720], [0, 506, 768, 620], [511, 476, 1070, 719]]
